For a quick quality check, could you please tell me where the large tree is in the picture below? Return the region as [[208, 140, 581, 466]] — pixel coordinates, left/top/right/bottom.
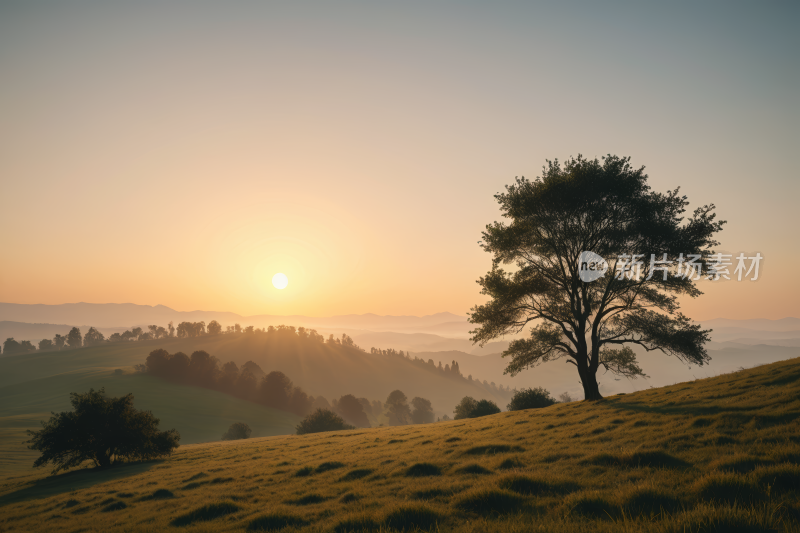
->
[[470, 155, 724, 400], [26, 388, 180, 473]]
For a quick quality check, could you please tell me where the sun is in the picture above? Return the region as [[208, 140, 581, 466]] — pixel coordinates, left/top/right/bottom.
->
[[272, 272, 289, 290]]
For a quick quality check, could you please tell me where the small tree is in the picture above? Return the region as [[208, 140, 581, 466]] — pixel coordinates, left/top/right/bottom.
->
[[558, 392, 574, 403], [336, 394, 370, 428], [454, 396, 501, 419], [207, 320, 223, 335], [296, 409, 355, 435], [384, 390, 412, 425], [507, 387, 556, 411], [38, 338, 54, 351], [66, 327, 82, 349], [410, 397, 435, 424], [26, 388, 180, 473], [221, 422, 252, 441], [83, 327, 105, 346]]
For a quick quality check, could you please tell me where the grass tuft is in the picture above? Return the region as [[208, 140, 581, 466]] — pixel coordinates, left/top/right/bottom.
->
[[455, 488, 526, 515], [339, 468, 374, 481], [101, 500, 127, 512], [316, 461, 345, 473], [464, 444, 524, 455], [498, 474, 578, 495], [247, 512, 306, 531], [170, 501, 241, 526], [458, 463, 492, 475], [333, 515, 380, 533], [383, 504, 441, 531], [405, 463, 442, 477]]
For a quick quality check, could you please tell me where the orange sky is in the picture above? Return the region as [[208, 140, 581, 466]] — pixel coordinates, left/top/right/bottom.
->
[[0, 2, 797, 320]]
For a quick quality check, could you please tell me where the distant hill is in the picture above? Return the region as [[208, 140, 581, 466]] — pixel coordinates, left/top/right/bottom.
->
[[0, 302, 466, 332]]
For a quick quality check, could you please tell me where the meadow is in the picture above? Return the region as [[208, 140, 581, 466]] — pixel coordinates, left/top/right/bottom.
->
[[1, 356, 798, 532]]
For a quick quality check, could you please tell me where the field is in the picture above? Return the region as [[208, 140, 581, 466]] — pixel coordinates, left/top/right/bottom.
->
[[1, 357, 799, 532]]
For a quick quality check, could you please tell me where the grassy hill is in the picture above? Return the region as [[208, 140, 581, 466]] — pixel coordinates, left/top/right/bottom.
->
[[1, 357, 798, 532], [0, 334, 511, 474]]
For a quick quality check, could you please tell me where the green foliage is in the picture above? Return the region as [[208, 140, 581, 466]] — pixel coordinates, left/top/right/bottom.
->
[[296, 408, 355, 435], [454, 396, 501, 419], [221, 422, 252, 441], [25, 387, 180, 473], [507, 387, 556, 411], [470, 155, 724, 400]]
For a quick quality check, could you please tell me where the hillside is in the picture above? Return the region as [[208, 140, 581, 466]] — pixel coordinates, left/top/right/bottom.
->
[[0, 334, 511, 473], [1, 357, 798, 532]]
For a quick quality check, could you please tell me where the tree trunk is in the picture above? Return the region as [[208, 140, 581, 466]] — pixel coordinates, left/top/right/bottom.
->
[[578, 365, 603, 401]]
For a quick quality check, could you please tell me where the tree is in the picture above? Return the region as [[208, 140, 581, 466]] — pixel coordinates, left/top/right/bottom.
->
[[189, 350, 218, 387], [168, 321, 175, 337], [288, 387, 313, 417], [559, 392, 574, 403], [131, 327, 143, 340], [470, 156, 723, 400], [221, 422, 251, 441], [19, 340, 36, 353], [53, 334, 67, 350], [3, 338, 20, 355], [259, 371, 293, 410], [83, 327, 105, 346], [38, 338, 54, 351], [410, 397, 435, 424], [507, 387, 556, 411], [296, 409, 355, 435], [207, 320, 223, 335], [26, 388, 180, 473], [335, 394, 370, 428], [66, 327, 82, 349], [384, 390, 412, 425], [453, 396, 478, 420], [453, 397, 501, 419]]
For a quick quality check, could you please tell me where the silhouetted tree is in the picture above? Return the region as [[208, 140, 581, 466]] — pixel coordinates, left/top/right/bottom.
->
[[168, 321, 175, 337], [235, 370, 258, 400], [410, 397, 435, 424], [384, 390, 412, 425], [189, 350, 218, 387], [131, 327, 143, 340], [221, 422, 251, 441], [50, 334, 65, 350], [241, 360, 265, 377], [311, 396, 331, 411], [38, 338, 54, 351], [3, 338, 20, 355], [26, 388, 180, 473], [108, 333, 123, 343], [471, 156, 724, 400], [66, 327, 82, 349], [146, 349, 171, 375], [559, 392, 574, 403], [296, 409, 355, 435], [288, 387, 313, 417], [507, 387, 556, 411], [83, 327, 105, 346], [335, 394, 370, 428], [454, 396, 478, 420], [207, 320, 223, 335], [259, 371, 293, 410]]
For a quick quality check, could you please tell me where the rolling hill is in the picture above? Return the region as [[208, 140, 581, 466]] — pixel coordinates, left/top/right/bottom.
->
[[0, 333, 512, 474], [0, 356, 797, 532]]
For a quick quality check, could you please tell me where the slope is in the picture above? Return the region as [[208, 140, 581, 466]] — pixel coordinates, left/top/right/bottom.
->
[[0, 357, 798, 532]]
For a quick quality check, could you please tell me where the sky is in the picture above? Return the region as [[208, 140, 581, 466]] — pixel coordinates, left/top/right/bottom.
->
[[0, 1, 798, 320]]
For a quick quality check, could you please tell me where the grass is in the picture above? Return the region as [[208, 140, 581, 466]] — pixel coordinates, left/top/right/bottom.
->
[[0, 357, 799, 532]]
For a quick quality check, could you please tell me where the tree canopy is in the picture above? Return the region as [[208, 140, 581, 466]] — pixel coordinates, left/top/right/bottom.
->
[[26, 388, 180, 473], [296, 409, 355, 435], [470, 155, 724, 400]]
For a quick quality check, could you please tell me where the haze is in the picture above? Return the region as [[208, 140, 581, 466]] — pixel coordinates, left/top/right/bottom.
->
[[1, 1, 798, 320]]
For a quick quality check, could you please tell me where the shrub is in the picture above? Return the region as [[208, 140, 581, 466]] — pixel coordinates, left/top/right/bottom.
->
[[26, 388, 180, 473], [221, 422, 252, 441], [507, 387, 556, 411], [294, 466, 313, 477], [454, 397, 501, 419], [296, 409, 355, 435], [171, 501, 241, 526]]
